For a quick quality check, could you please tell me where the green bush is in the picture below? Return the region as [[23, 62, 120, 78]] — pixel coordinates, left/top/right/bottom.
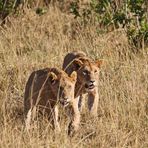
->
[[0, 0, 147, 50], [70, 0, 148, 50], [0, 0, 23, 20], [0, 0, 49, 20]]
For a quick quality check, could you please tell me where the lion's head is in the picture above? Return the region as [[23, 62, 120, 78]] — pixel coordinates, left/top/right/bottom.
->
[[71, 58, 102, 92], [47, 68, 77, 107]]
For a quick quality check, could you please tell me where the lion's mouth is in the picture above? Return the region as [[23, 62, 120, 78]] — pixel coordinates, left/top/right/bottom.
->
[[60, 99, 69, 107], [85, 83, 95, 90]]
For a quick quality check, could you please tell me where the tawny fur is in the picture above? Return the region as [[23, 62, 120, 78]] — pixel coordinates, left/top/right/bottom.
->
[[63, 51, 102, 116], [24, 67, 80, 134]]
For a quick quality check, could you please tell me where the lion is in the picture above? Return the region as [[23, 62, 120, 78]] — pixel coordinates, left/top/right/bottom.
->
[[62, 51, 102, 117], [24, 67, 80, 134]]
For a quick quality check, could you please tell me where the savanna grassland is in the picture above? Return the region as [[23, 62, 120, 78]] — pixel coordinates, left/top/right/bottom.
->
[[0, 3, 148, 148]]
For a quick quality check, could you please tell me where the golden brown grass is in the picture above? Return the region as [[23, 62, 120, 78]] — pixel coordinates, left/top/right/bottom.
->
[[0, 7, 147, 147]]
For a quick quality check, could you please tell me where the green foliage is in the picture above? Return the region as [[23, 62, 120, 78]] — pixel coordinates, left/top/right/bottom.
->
[[126, 0, 148, 49], [0, 0, 13, 16], [36, 7, 47, 16], [70, 1, 80, 18], [0, 0, 48, 20], [0, 0, 22, 19], [0, 0, 147, 50], [70, 0, 148, 49]]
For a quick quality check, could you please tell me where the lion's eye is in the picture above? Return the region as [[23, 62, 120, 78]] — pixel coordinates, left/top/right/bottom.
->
[[51, 79, 56, 85], [94, 70, 97, 73], [82, 70, 88, 75]]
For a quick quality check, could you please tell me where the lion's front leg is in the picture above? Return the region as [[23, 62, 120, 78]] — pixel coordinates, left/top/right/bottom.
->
[[78, 94, 86, 112], [25, 108, 32, 130], [51, 105, 61, 133], [68, 97, 80, 135], [24, 106, 36, 131], [87, 88, 99, 117]]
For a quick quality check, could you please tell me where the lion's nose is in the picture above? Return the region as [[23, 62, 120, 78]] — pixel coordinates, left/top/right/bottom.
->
[[90, 80, 95, 84], [64, 97, 68, 101]]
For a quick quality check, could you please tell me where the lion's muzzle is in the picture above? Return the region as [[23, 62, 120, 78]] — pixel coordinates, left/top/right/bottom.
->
[[60, 98, 70, 107], [85, 80, 95, 91]]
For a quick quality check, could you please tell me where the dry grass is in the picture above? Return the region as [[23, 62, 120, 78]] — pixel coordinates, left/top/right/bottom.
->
[[0, 7, 147, 148]]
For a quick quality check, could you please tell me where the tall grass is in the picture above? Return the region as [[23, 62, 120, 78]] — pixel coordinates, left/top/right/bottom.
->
[[0, 6, 147, 147]]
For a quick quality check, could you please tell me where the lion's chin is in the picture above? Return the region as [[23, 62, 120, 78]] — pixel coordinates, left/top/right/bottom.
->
[[60, 100, 69, 107], [86, 88, 95, 92], [85, 84, 95, 92]]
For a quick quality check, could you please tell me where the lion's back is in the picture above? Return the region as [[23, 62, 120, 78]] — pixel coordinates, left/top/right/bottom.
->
[[24, 69, 51, 114]]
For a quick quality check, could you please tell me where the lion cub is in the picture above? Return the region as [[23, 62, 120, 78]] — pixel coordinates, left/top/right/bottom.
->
[[24, 67, 80, 133], [63, 51, 102, 117]]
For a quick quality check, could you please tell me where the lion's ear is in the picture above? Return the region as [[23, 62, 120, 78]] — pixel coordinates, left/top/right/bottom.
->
[[70, 71, 77, 82], [48, 72, 57, 84], [73, 59, 83, 70], [95, 60, 103, 68]]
